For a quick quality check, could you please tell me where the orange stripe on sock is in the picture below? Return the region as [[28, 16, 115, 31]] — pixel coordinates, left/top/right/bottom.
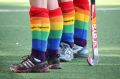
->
[[50, 16, 63, 22], [63, 10, 75, 18], [30, 17, 50, 24], [75, 7, 90, 16]]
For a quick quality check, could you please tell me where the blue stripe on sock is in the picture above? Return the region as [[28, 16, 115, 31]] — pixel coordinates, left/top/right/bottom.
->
[[32, 39, 47, 52], [74, 28, 87, 40], [47, 38, 61, 50], [61, 33, 74, 43]]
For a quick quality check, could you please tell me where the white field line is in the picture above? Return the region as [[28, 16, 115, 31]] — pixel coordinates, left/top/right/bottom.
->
[[0, 24, 29, 28], [100, 54, 120, 57], [0, 7, 120, 12], [0, 9, 28, 12], [97, 7, 120, 11], [63, 63, 120, 66]]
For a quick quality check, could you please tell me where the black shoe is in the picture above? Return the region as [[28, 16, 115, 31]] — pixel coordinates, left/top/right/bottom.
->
[[10, 55, 49, 73], [47, 54, 62, 69]]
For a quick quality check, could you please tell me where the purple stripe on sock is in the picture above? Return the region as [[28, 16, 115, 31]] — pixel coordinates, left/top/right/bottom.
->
[[74, 38, 87, 47], [46, 49, 59, 58], [31, 49, 46, 61], [46, 49, 59, 55]]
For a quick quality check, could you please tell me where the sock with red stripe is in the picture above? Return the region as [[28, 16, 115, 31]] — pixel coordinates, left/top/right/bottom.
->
[[46, 8, 63, 58], [59, 1, 75, 48], [74, 0, 90, 47], [29, 7, 50, 61]]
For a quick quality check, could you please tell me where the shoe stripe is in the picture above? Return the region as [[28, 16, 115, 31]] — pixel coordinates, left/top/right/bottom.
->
[[26, 61, 33, 68], [28, 59, 35, 66], [23, 62, 30, 68]]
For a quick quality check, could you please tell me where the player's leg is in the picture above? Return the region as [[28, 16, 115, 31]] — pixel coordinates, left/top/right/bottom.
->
[[59, 0, 75, 61], [46, 0, 63, 69], [73, 0, 90, 57], [10, 0, 50, 72]]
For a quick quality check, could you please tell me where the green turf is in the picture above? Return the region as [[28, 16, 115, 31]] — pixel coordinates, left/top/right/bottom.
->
[[0, 2, 120, 79]]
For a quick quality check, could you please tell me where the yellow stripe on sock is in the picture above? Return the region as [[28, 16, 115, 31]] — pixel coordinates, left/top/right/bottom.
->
[[30, 17, 50, 32], [31, 24, 50, 32], [31, 28, 50, 32], [50, 22, 63, 30], [75, 12, 89, 22], [64, 17, 74, 25]]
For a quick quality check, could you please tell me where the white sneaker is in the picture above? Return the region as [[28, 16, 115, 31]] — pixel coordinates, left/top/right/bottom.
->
[[73, 44, 89, 58], [59, 43, 73, 62]]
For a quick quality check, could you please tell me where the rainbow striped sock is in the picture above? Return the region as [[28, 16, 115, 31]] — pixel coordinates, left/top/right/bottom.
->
[[30, 7, 50, 61], [46, 8, 63, 57], [74, 0, 90, 47], [59, 1, 75, 48]]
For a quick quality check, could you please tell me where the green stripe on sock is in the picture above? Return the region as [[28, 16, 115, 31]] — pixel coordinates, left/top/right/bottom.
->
[[63, 24, 74, 33], [49, 30, 62, 39], [32, 30, 49, 40], [75, 20, 89, 30]]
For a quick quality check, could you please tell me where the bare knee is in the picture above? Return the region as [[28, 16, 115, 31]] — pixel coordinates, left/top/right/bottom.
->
[[29, 0, 47, 8]]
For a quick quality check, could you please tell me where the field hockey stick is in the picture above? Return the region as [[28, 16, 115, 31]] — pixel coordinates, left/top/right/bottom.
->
[[87, 0, 99, 66]]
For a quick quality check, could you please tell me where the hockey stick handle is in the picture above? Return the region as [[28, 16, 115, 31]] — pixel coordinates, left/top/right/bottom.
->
[[91, 0, 95, 4], [90, 0, 97, 49], [87, 0, 99, 66], [91, 0, 99, 63], [91, 0, 96, 25]]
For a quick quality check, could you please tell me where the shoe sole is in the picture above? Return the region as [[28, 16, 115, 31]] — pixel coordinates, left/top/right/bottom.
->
[[10, 66, 49, 73], [49, 64, 62, 69], [74, 53, 88, 58], [60, 59, 71, 62]]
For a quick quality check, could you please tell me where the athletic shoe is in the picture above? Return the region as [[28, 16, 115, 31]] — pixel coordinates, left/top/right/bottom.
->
[[59, 42, 73, 62], [46, 53, 61, 69], [10, 55, 49, 73], [73, 44, 89, 58], [48, 57, 61, 69]]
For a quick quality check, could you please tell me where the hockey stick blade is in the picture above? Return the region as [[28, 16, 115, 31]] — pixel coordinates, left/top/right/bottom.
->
[[87, 48, 99, 66]]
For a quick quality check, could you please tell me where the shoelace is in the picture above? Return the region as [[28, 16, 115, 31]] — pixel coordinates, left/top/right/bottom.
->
[[60, 44, 73, 55], [21, 55, 31, 63]]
